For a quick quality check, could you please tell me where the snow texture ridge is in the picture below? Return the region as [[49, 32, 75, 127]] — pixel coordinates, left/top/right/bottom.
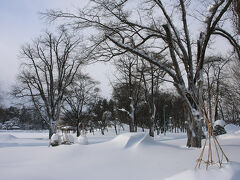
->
[[111, 132, 155, 149], [0, 134, 17, 140], [225, 124, 240, 134], [0, 126, 240, 180], [165, 162, 240, 180]]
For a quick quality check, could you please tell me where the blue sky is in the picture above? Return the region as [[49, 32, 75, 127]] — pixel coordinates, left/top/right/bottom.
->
[[0, 0, 113, 105], [0, 1, 44, 88], [0, 0, 233, 106]]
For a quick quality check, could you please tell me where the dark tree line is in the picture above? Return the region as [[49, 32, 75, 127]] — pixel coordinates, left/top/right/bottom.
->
[[113, 83, 186, 134], [0, 106, 46, 130]]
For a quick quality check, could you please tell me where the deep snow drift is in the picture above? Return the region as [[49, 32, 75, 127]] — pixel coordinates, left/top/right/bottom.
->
[[0, 125, 240, 180]]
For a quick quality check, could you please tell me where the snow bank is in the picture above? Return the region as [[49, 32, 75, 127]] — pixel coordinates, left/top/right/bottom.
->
[[78, 135, 88, 145], [0, 134, 17, 140], [214, 120, 225, 127], [165, 162, 240, 180], [225, 124, 240, 134], [50, 134, 62, 146], [111, 132, 155, 148], [0, 128, 240, 180]]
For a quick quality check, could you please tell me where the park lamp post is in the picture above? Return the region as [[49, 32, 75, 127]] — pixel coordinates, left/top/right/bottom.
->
[[163, 104, 168, 136]]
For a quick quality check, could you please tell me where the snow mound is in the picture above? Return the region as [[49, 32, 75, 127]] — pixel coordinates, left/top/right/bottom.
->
[[78, 135, 88, 145], [214, 120, 225, 127], [0, 134, 17, 140], [50, 133, 62, 146], [165, 162, 240, 180], [225, 124, 240, 134], [111, 132, 155, 149]]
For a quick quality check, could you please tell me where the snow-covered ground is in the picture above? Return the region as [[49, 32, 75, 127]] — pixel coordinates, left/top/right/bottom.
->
[[0, 125, 240, 180]]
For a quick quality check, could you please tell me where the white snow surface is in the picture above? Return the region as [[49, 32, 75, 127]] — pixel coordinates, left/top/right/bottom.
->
[[166, 162, 240, 180], [77, 134, 88, 145], [214, 120, 226, 127], [0, 125, 240, 180], [51, 133, 59, 142], [50, 133, 62, 145], [110, 132, 155, 148], [0, 134, 17, 140], [225, 124, 240, 134]]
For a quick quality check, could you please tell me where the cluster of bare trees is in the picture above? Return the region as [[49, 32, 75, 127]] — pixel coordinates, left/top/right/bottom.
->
[[113, 83, 187, 134], [232, 0, 240, 33], [42, 0, 239, 147], [63, 74, 100, 137], [11, 0, 240, 148], [218, 59, 240, 125], [112, 54, 165, 136]]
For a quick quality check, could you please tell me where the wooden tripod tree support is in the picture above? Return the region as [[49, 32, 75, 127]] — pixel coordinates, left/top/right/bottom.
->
[[195, 117, 229, 170]]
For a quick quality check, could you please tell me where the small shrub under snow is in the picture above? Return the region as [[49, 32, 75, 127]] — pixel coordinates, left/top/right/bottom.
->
[[214, 120, 226, 128], [213, 125, 226, 136], [50, 133, 61, 146], [62, 133, 74, 144], [213, 120, 226, 136], [78, 135, 88, 145]]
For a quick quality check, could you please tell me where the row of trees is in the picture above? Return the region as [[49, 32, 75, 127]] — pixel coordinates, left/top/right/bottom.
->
[[2, 51, 240, 134], [3, 0, 238, 149], [43, 0, 239, 147], [0, 106, 45, 130]]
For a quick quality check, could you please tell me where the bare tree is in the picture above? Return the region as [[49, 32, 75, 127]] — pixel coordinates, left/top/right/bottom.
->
[[114, 54, 144, 132], [44, 0, 240, 147], [220, 59, 240, 125], [63, 73, 99, 137], [202, 56, 229, 123], [232, 0, 240, 34], [13, 29, 85, 138], [138, 60, 165, 137]]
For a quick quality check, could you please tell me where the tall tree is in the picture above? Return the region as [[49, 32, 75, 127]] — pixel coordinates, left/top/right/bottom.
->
[[13, 28, 85, 138], [63, 73, 99, 137], [113, 54, 144, 132], [202, 56, 229, 123], [138, 60, 165, 137]]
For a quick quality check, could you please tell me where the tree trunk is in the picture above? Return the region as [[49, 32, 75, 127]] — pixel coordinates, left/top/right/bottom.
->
[[48, 123, 57, 139], [77, 126, 81, 137], [129, 123, 134, 132], [186, 116, 202, 148], [49, 128, 54, 139], [191, 120, 202, 148], [149, 117, 154, 137], [129, 97, 135, 132], [101, 128, 105, 135], [114, 125, 118, 135], [149, 126, 154, 137], [77, 121, 81, 137], [134, 121, 138, 132]]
